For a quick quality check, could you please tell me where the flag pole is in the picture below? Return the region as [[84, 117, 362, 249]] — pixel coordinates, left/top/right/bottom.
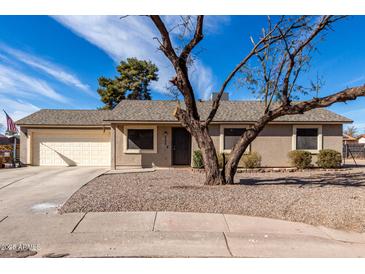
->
[[13, 134, 16, 168], [3, 109, 18, 168]]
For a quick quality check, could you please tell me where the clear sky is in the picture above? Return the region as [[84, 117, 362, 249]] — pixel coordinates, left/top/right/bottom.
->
[[0, 16, 364, 133]]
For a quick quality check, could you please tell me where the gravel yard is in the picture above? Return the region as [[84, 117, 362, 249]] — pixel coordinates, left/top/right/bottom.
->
[[61, 168, 365, 232]]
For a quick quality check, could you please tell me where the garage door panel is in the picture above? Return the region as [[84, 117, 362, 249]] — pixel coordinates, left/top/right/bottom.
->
[[33, 131, 110, 166]]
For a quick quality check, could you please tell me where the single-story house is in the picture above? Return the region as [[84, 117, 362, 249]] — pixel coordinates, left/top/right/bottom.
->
[[16, 99, 352, 168], [0, 133, 19, 160], [343, 133, 358, 144], [357, 134, 365, 144], [0, 134, 19, 145]]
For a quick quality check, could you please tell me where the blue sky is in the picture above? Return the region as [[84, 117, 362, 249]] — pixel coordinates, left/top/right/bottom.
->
[[0, 15, 364, 133]]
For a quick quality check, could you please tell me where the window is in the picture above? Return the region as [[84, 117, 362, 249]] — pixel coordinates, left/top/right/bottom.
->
[[123, 126, 157, 153], [296, 128, 318, 150], [224, 128, 246, 150], [127, 129, 154, 150], [292, 125, 322, 152]]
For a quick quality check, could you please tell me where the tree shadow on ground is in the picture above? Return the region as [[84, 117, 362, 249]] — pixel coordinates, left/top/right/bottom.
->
[[238, 172, 365, 188], [40, 142, 77, 166]]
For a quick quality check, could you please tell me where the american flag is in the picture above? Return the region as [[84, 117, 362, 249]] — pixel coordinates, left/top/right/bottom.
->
[[3, 110, 18, 134]]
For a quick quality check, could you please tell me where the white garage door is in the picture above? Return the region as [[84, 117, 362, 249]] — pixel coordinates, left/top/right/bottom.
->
[[32, 130, 111, 166]]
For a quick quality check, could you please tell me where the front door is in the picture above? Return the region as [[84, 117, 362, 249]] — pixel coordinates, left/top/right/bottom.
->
[[172, 127, 191, 165]]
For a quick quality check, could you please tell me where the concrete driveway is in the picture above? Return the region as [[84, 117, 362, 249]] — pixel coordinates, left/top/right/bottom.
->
[[0, 167, 107, 216]]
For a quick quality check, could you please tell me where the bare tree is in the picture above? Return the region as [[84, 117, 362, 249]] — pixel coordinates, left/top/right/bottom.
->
[[344, 125, 358, 137], [149, 15, 365, 185]]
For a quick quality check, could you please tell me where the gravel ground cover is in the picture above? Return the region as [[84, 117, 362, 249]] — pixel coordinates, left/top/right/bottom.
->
[[0, 250, 37, 258], [61, 168, 365, 232]]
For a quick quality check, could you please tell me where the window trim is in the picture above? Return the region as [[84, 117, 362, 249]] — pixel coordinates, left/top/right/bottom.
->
[[123, 125, 157, 154], [220, 125, 250, 154], [292, 125, 322, 153]]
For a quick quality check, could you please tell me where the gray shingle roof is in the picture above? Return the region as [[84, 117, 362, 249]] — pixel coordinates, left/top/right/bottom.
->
[[16, 109, 110, 126], [108, 100, 352, 123], [16, 100, 352, 126]]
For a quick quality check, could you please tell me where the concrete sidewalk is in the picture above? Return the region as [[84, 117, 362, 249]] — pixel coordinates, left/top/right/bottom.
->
[[1, 211, 365, 257]]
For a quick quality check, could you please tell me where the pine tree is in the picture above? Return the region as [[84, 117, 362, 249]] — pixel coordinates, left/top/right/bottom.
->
[[97, 58, 158, 109]]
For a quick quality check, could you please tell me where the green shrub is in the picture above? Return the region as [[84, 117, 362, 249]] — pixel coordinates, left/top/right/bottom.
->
[[193, 150, 261, 169], [193, 151, 229, 169], [288, 150, 312, 169], [242, 152, 262, 168], [316, 149, 342, 168], [192, 150, 204, 168], [217, 152, 261, 169]]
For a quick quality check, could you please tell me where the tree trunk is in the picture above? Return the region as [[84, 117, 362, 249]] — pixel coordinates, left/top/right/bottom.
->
[[191, 125, 224, 185], [224, 139, 251, 184], [224, 120, 270, 184]]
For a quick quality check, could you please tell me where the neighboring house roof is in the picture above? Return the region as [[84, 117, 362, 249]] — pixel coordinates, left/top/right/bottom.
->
[[343, 134, 358, 141], [16, 100, 352, 126], [108, 100, 352, 123], [0, 134, 19, 145], [16, 109, 110, 126], [357, 134, 365, 139], [0, 134, 9, 145]]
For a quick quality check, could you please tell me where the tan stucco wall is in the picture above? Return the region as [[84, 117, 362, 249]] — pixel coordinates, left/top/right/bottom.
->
[[252, 124, 343, 167], [21, 123, 343, 168], [115, 124, 221, 168], [252, 124, 293, 167], [115, 123, 343, 168], [322, 124, 343, 153], [115, 124, 173, 168], [309, 124, 343, 164], [193, 124, 308, 167], [239, 124, 343, 167], [19, 127, 28, 165]]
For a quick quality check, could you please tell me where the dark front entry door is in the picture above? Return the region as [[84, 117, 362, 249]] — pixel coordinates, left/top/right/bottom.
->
[[172, 127, 191, 165]]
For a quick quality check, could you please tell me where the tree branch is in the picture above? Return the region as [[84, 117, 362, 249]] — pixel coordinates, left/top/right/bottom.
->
[[226, 83, 365, 181], [180, 16, 204, 61], [150, 15, 179, 64], [203, 18, 286, 126], [264, 53, 287, 113], [149, 15, 201, 120], [287, 84, 365, 115], [280, 16, 336, 104]]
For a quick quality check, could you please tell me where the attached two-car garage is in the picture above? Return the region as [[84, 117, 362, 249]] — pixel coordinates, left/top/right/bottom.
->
[[17, 109, 113, 167], [30, 129, 111, 167]]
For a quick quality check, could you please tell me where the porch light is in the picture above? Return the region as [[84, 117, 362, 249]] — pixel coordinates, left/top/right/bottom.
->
[[164, 131, 168, 145]]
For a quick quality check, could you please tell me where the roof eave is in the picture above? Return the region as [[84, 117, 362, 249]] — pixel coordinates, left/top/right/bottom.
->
[[17, 124, 110, 127], [105, 119, 352, 124]]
